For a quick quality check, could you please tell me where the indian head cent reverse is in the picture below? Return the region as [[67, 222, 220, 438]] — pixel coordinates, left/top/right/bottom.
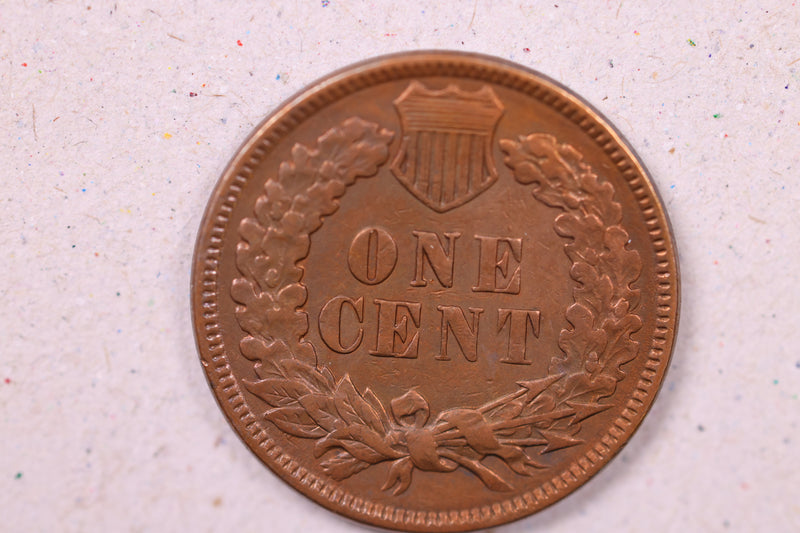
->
[[191, 51, 679, 532]]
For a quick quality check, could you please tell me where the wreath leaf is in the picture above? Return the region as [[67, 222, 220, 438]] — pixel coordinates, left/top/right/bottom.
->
[[333, 375, 385, 434], [363, 387, 392, 432], [321, 451, 371, 481], [279, 359, 334, 392], [243, 378, 311, 408], [298, 393, 341, 432], [265, 406, 326, 438]]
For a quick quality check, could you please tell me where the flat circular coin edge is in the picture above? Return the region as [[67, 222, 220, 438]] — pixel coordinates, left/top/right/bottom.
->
[[191, 51, 680, 532]]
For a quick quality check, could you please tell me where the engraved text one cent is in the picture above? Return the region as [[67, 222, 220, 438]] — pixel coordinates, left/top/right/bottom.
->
[[191, 52, 679, 531]]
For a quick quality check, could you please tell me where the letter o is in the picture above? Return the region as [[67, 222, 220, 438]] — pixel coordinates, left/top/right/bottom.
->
[[347, 227, 398, 285]]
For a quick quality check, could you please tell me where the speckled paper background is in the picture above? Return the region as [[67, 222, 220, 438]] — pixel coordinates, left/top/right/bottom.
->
[[2, 1, 799, 532]]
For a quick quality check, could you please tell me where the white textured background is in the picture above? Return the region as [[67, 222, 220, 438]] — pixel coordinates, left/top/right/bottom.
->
[[2, 1, 798, 532]]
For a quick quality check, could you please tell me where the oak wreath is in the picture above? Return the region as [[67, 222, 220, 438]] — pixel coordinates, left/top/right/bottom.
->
[[230, 116, 642, 495]]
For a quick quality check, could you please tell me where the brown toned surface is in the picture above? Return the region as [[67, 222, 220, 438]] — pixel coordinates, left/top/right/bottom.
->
[[193, 52, 678, 531]]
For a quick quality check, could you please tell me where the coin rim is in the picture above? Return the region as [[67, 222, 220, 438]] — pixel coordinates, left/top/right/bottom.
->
[[191, 50, 680, 532]]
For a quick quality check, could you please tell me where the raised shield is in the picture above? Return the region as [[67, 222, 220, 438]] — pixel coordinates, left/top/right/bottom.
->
[[391, 82, 504, 212]]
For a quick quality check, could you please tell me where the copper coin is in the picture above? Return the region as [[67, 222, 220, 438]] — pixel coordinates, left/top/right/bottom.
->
[[191, 51, 679, 531]]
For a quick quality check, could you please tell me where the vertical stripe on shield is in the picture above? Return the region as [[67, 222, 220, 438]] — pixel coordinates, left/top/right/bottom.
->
[[469, 134, 484, 199], [417, 131, 431, 195], [442, 132, 459, 206], [455, 133, 470, 201], [429, 132, 445, 205]]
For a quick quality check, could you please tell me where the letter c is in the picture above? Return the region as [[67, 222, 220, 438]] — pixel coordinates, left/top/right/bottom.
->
[[318, 296, 364, 353]]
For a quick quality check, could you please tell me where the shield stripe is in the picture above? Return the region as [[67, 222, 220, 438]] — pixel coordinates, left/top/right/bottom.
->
[[429, 131, 446, 205], [417, 131, 431, 195], [455, 133, 470, 201], [404, 133, 417, 184], [469, 134, 483, 194], [442, 131, 459, 206]]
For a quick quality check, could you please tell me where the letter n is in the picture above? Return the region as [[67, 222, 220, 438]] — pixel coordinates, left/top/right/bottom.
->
[[437, 305, 483, 362]]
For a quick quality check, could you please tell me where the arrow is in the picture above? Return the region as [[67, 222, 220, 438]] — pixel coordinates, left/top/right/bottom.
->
[[539, 429, 583, 453], [566, 400, 613, 423], [516, 373, 564, 403]]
